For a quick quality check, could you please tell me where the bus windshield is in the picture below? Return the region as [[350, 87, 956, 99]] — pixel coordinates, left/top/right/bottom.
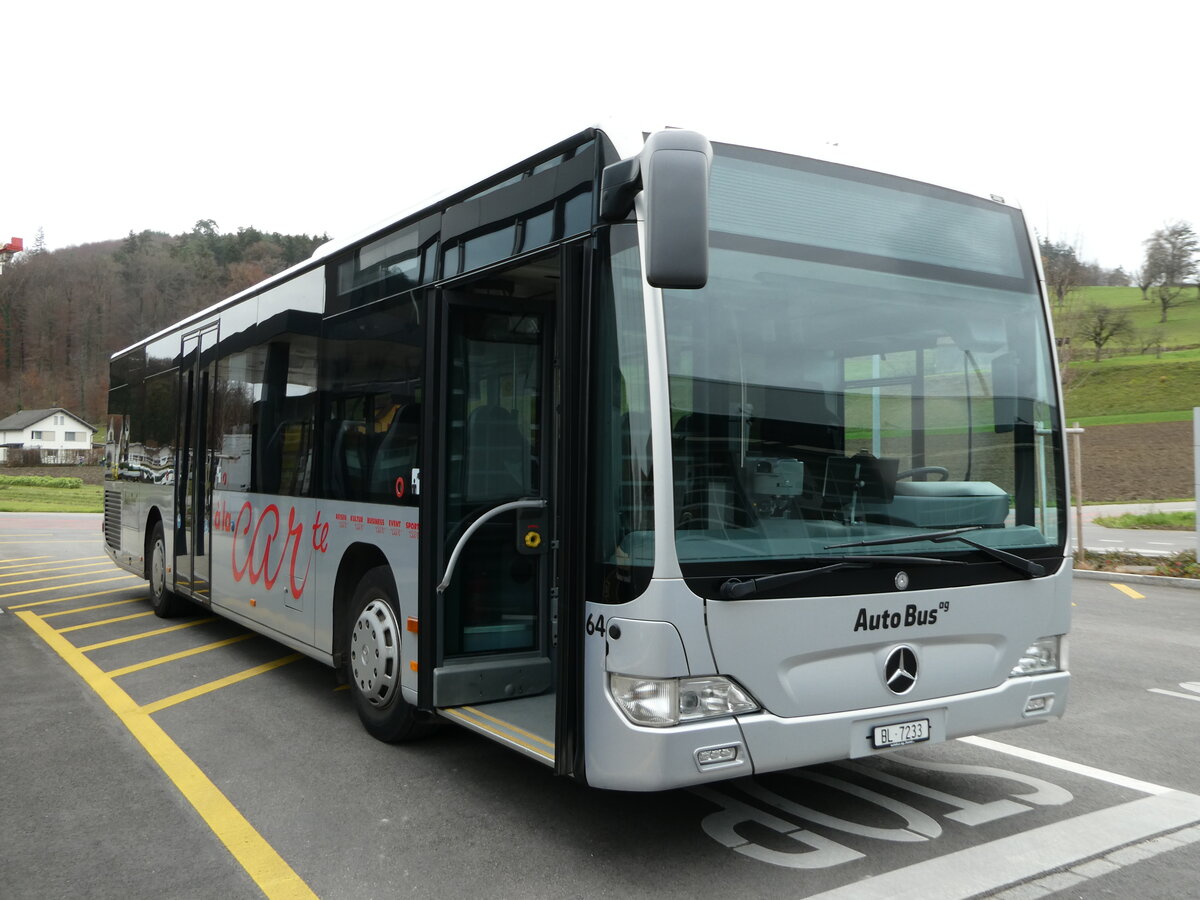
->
[[663, 144, 1064, 574]]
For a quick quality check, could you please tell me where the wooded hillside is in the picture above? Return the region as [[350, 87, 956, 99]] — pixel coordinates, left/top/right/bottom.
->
[[0, 222, 327, 428]]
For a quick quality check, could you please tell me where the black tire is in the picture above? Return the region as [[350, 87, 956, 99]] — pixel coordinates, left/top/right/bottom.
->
[[147, 519, 188, 618], [345, 566, 435, 742]]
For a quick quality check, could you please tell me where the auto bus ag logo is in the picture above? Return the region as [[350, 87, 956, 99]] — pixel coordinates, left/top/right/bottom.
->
[[884, 645, 919, 695]]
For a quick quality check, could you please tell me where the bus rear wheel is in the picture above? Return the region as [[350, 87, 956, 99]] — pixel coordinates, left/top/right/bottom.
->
[[148, 520, 188, 618], [345, 566, 434, 742]]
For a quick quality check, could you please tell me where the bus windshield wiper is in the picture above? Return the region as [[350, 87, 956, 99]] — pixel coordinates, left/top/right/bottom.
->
[[719, 555, 967, 600], [824, 526, 1045, 578]]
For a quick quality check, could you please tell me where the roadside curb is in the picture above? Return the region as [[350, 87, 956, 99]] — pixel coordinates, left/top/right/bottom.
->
[[1073, 569, 1200, 590]]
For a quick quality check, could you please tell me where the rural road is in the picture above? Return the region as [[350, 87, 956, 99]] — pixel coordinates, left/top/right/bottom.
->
[[1078, 501, 1197, 557]]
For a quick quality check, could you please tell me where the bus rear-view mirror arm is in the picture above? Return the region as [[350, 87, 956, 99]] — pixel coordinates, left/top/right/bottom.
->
[[600, 129, 713, 289]]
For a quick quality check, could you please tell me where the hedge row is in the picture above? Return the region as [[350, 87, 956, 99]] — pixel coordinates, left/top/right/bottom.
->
[[0, 475, 83, 489]]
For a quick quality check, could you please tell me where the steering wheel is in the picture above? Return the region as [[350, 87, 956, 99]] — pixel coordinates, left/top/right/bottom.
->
[[897, 466, 950, 481]]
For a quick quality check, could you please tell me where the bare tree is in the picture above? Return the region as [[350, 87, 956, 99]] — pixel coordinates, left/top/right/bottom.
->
[[1132, 264, 1154, 301], [1040, 238, 1082, 308], [1076, 304, 1133, 362], [1143, 221, 1199, 322], [1138, 327, 1166, 358]]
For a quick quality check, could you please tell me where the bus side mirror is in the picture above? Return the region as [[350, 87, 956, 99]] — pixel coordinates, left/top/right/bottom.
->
[[600, 129, 712, 290]]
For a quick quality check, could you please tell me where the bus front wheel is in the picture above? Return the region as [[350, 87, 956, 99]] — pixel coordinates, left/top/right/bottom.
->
[[345, 566, 434, 742]]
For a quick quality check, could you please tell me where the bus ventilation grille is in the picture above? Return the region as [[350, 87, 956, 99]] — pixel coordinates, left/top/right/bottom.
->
[[103, 492, 121, 550]]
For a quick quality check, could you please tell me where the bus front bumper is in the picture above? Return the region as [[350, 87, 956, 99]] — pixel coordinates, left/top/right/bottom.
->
[[584, 671, 1068, 791]]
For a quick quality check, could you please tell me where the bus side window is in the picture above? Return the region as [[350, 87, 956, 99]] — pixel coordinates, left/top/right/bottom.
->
[[370, 403, 421, 504], [320, 291, 426, 505]]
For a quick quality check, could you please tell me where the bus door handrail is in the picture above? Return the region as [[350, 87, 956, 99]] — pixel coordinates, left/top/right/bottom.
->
[[436, 498, 547, 594]]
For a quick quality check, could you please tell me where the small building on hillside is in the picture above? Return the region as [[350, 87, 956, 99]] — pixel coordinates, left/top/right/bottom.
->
[[0, 408, 97, 463]]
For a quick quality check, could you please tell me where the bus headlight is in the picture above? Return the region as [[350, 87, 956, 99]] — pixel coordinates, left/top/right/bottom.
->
[[1010, 636, 1062, 677], [609, 674, 759, 727]]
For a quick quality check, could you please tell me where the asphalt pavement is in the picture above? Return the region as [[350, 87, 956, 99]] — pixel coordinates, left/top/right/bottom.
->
[[6, 515, 1200, 899]]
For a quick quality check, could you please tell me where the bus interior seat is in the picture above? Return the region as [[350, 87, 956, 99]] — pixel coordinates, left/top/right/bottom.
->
[[882, 480, 1010, 528], [370, 403, 420, 502], [330, 420, 368, 500]]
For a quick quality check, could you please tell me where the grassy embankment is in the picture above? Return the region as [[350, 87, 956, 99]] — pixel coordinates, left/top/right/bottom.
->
[[1058, 287, 1200, 573], [0, 475, 103, 513], [1093, 511, 1195, 530], [1058, 285, 1200, 426]]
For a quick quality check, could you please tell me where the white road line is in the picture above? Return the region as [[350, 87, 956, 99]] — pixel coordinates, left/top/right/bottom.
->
[[992, 823, 1200, 899], [958, 736, 1172, 795], [805, 791, 1200, 900], [1149, 688, 1200, 703]]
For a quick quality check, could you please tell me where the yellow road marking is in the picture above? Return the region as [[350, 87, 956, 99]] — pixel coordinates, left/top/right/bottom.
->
[[40, 598, 144, 619], [1, 561, 113, 579], [0, 540, 111, 544], [140, 654, 303, 714], [78, 618, 218, 652], [8, 584, 144, 610], [106, 633, 256, 677], [0, 556, 53, 567], [55, 610, 157, 633], [17, 611, 316, 899], [0, 573, 139, 600], [0, 555, 107, 571], [0, 567, 120, 589], [1110, 583, 1145, 599], [460, 704, 555, 749]]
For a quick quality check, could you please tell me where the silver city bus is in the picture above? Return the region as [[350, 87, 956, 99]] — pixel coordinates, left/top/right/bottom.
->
[[104, 125, 1069, 791]]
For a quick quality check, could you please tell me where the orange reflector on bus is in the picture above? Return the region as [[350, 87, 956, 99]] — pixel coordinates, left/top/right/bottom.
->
[[406, 617, 419, 633], [409, 660, 418, 672]]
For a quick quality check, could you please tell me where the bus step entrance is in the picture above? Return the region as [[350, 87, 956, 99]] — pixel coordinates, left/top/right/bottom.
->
[[439, 693, 555, 766]]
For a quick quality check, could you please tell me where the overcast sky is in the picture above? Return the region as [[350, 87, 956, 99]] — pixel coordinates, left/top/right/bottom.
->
[[4, 1, 1196, 272]]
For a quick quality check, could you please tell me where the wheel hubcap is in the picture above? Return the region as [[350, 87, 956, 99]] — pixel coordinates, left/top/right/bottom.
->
[[350, 598, 400, 708], [151, 539, 165, 598]]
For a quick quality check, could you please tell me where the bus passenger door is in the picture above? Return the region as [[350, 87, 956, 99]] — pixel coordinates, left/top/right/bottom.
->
[[175, 324, 219, 603], [430, 257, 559, 742]]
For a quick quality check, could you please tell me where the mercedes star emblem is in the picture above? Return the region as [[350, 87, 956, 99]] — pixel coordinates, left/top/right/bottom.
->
[[884, 645, 918, 695]]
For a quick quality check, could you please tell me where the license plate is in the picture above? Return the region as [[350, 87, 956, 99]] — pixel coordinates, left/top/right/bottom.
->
[[872, 718, 930, 749]]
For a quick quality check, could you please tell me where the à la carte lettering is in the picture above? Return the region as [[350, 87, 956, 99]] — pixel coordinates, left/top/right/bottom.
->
[[214, 499, 329, 599], [853, 603, 940, 632]]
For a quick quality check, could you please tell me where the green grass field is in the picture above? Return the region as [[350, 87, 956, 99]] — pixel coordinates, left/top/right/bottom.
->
[[1056, 286, 1200, 422], [1093, 510, 1196, 530], [1063, 359, 1200, 419], [0, 481, 103, 513], [1057, 285, 1200, 349], [1065, 410, 1194, 427]]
